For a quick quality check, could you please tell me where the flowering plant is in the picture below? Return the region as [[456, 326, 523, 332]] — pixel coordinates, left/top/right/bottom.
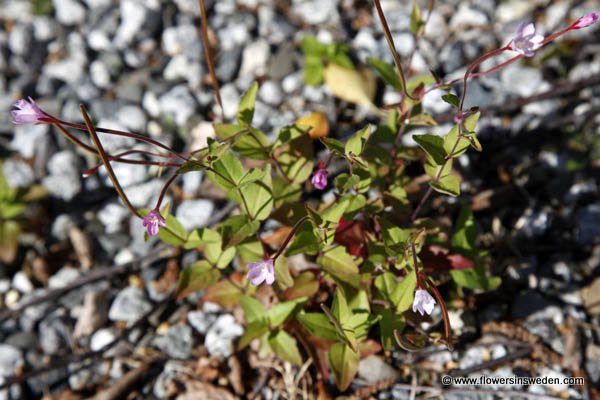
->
[[9, 3, 597, 392]]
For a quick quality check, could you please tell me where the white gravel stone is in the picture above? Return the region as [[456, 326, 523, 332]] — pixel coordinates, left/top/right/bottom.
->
[[53, 0, 86, 26], [204, 314, 243, 358], [239, 39, 270, 77]]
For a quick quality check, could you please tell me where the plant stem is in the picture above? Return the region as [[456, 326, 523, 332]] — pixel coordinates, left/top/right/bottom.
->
[[154, 172, 179, 211], [56, 119, 189, 161], [372, 0, 416, 101], [272, 216, 310, 261]]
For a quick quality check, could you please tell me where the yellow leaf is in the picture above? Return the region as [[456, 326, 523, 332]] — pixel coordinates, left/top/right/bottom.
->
[[296, 111, 330, 139], [323, 64, 376, 107]]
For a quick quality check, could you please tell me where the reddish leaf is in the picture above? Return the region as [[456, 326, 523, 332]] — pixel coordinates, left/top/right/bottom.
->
[[334, 218, 367, 257], [447, 254, 475, 270]]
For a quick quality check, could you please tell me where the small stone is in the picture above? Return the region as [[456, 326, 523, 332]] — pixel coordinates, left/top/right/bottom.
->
[[187, 309, 217, 335], [358, 355, 399, 383], [501, 65, 543, 97], [0, 344, 24, 377], [161, 24, 202, 60], [450, 4, 489, 28], [116, 105, 147, 132], [53, 0, 86, 25], [204, 314, 243, 358], [159, 84, 197, 126], [216, 48, 242, 82], [38, 312, 69, 355], [90, 328, 117, 351], [11, 272, 33, 294], [576, 204, 600, 246], [113, 0, 146, 49], [175, 199, 215, 231], [218, 83, 240, 120], [293, 0, 339, 25], [282, 71, 303, 94], [258, 80, 284, 106], [239, 39, 270, 77], [10, 124, 49, 159], [51, 214, 77, 241], [97, 202, 130, 234], [90, 60, 111, 89], [267, 43, 295, 79], [511, 290, 551, 319], [48, 267, 82, 289], [108, 286, 152, 323], [73, 291, 108, 339], [154, 324, 194, 359]]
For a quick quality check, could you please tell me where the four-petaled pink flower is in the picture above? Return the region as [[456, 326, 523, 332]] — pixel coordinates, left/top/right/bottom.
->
[[508, 22, 544, 57], [311, 163, 328, 190], [246, 259, 275, 286], [572, 12, 598, 29], [142, 209, 166, 236], [11, 97, 49, 125], [412, 288, 436, 316]]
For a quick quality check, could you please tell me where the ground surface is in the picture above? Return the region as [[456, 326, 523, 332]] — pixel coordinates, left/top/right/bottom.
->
[[0, 0, 599, 399]]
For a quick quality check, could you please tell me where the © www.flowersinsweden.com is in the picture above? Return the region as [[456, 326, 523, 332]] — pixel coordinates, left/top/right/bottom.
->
[[246, 259, 275, 286], [142, 210, 167, 236], [11, 97, 50, 125], [413, 288, 436, 316], [508, 22, 544, 57]]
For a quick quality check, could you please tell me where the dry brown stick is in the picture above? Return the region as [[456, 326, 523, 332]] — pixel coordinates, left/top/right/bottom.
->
[[448, 345, 532, 377], [92, 361, 163, 400], [198, 0, 224, 121]]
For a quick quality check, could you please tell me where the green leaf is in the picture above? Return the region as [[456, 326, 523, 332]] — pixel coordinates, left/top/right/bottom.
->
[[268, 298, 307, 328], [392, 272, 417, 313], [206, 151, 245, 190], [321, 197, 350, 223], [410, 113, 437, 126], [450, 268, 501, 291], [300, 35, 327, 56], [239, 168, 266, 187], [304, 55, 324, 85], [219, 215, 260, 248], [374, 272, 398, 303], [443, 125, 470, 158], [296, 312, 338, 341], [268, 330, 302, 366], [464, 111, 481, 132], [175, 260, 220, 298], [452, 205, 476, 252], [177, 160, 205, 175], [413, 134, 446, 165], [185, 227, 221, 249], [424, 154, 452, 179], [284, 272, 320, 300], [430, 175, 460, 197], [317, 247, 360, 288], [321, 304, 357, 352], [273, 125, 306, 149], [275, 135, 314, 184], [379, 219, 410, 254], [238, 165, 273, 221], [320, 137, 345, 154], [331, 287, 351, 324], [410, 2, 425, 36], [274, 256, 294, 290], [328, 343, 359, 391], [285, 224, 322, 256], [442, 93, 460, 108], [367, 58, 401, 90], [214, 124, 271, 160], [237, 82, 259, 125], [0, 221, 20, 264], [379, 310, 405, 351], [238, 319, 269, 349], [204, 279, 242, 308], [345, 125, 372, 157], [241, 295, 266, 324]]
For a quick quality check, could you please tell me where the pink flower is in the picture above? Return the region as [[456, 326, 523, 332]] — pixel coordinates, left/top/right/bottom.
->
[[311, 167, 328, 190], [142, 210, 166, 236], [246, 259, 275, 286], [572, 13, 598, 29], [412, 288, 436, 316], [508, 22, 544, 57], [11, 97, 49, 125]]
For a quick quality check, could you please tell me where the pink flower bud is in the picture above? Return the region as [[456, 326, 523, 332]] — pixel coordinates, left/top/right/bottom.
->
[[572, 12, 598, 29], [142, 210, 167, 236], [311, 167, 328, 190], [11, 97, 49, 125]]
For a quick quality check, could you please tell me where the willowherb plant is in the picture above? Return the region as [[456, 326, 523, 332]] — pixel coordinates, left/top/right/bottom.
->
[[10, 3, 597, 391]]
